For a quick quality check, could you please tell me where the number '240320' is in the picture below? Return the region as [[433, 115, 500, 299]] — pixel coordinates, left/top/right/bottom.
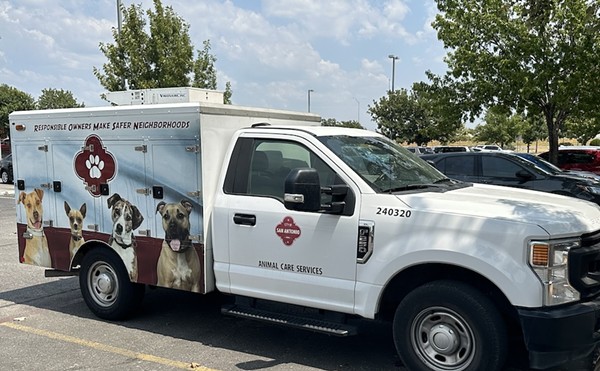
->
[[376, 207, 412, 218]]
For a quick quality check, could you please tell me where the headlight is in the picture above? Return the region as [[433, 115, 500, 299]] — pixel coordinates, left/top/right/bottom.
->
[[529, 239, 580, 306]]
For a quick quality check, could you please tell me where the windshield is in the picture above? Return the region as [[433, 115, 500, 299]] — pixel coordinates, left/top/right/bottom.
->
[[318, 135, 450, 193], [517, 153, 561, 174]]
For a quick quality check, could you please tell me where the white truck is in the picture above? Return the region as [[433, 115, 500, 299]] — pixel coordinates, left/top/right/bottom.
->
[[8, 95, 600, 371]]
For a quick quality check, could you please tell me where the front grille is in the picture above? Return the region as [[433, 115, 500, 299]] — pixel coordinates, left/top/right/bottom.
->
[[570, 231, 600, 298]]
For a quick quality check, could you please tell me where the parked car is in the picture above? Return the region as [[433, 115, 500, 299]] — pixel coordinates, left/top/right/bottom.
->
[[0, 138, 10, 157], [515, 153, 600, 181], [433, 145, 471, 153], [422, 151, 600, 205], [539, 147, 600, 175], [405, 146, 433, 155], [0, 153, 12, 184]]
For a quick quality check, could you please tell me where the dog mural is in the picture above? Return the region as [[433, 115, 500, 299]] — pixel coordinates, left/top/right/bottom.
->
[[107, 193, 144, 281], [64, 201, 86, 261], [18, 188, 51, 266], [156, 200, 200, 292]]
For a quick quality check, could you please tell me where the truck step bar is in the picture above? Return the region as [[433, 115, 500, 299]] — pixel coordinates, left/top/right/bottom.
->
[[221, 304, 357, 337]]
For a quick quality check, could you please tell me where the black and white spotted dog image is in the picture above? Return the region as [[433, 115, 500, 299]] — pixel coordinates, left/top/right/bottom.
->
[[156, 200, 200, 292], [107, 193, 144, 280]]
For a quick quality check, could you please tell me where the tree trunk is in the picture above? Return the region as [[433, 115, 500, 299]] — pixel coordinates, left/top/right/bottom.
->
[[546, 114, 560, 165]]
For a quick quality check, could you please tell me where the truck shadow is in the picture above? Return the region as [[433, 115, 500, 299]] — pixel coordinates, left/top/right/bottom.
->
[[0, 279, 580, 371], [0, 279, 400, 370]]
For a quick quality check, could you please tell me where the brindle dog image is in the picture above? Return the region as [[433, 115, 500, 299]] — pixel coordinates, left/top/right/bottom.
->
[[107, 193, 144, 281], [156, 200, 200, 292]]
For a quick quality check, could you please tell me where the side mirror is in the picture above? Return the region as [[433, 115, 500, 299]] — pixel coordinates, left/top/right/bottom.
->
[[284, 168, 321, 212], [516, 170, 534, 180]]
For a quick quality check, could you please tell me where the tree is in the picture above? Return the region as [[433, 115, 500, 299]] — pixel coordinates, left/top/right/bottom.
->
[[37, 88, 85, 110], [368, 89, 431, 145], [368, 86, 464, 145], [521, 114, 547, 152], [563, 117, 600, 145], [321, 118, 364, 129], [94, 0, 232, 103], [473, 107, 522, 148], [0, 85, 35, 137], [432, 0, 600, 164]]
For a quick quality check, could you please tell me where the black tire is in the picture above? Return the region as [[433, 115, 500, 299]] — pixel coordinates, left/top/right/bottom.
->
[[393, 280, 507, 371], [79, 248, 145, 320]]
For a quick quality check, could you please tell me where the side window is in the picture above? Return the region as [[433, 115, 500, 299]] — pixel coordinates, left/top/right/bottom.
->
[[481, 157, 521, 178], [248, 140, 339, 201], [444, 156, 475, 176]]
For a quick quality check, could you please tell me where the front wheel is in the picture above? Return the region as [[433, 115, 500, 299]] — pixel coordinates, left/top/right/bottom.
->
[[393, 280, 507, 371], [79, 249, 144, 320]]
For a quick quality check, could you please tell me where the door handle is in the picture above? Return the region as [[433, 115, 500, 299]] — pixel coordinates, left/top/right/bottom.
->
[[233, 213, 256, 226]]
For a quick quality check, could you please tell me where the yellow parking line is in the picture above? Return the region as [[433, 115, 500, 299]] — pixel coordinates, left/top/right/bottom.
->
[[1, 322, 218, 370]]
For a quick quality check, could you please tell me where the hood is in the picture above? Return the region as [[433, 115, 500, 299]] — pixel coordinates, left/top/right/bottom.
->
[[400, 183, 600, 237]]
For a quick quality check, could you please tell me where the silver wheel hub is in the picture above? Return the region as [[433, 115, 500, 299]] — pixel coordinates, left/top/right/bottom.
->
[[411, 307, 476, 371], [430, 324, 459, 354], [87, 262, 118, 307]]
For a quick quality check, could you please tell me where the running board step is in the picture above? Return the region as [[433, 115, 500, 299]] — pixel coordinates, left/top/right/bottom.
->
[[221, 304, 357, 337]]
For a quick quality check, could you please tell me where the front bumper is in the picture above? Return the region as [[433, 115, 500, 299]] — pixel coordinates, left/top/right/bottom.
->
[[518, 298, 600, 369]]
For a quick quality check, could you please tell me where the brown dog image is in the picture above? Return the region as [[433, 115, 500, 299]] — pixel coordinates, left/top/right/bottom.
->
[[107, 193, 144, 281], [64, 201, 86, 261], [18, 188, 51, 266], [156, 200, 200, 292]]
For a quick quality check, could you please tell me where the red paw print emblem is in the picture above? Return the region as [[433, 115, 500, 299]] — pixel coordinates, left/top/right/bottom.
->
[[275, 216, 301, 246], [74, 135, 117, 197]]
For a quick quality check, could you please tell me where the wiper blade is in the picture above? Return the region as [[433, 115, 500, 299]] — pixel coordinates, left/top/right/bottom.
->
[[382, 183, 442, 193]]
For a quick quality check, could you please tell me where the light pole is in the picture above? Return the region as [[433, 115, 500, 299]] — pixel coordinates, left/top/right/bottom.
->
[[307, 89, 314, 112], [388, 54, 399, 92]]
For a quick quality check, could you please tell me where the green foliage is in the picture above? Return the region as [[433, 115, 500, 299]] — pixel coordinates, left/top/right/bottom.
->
[[563, 118, 600, 145], [192, 40, 217, 90], [368, 86, 464, 146], [223, 81, 233, 105], [37, 88, 85, 110], [432, 0, 600, 164], [94, 0, 232, 103], [473, 107, 523, 148], [0, 85, 35, 136], [321, 118, 364, 129], [589, 138, 600, 146]]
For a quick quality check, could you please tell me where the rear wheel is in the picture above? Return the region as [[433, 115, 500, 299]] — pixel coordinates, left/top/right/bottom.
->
[[393, 280, 507, 371], [79, 249, 144, 320]]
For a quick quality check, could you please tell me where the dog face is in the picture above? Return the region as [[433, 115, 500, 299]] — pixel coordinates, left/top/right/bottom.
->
[[65, 201, 86, 237], [18, 189, 45, 230], [156, 200, 193, 252], [107, 193, 143, 247]]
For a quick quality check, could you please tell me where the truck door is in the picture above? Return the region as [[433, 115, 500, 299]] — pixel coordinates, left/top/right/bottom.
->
[[219, 135, 360, 313]]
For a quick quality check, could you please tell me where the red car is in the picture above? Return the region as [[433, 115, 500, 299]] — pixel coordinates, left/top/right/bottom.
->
[[539, 147, 600, 175]]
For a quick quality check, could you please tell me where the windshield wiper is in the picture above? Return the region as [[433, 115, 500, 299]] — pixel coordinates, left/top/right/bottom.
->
[[381, 183, 443, 193]]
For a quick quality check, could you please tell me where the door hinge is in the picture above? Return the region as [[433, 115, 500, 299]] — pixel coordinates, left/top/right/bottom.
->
[[136, 188, 151, 195], [187, 190, 202, 198], [87, 224, 99, 232], [38, 144, 48, 152], [134, 144, 147, 153], [138, 229, 151, 237], [185, 145, 200, 153]]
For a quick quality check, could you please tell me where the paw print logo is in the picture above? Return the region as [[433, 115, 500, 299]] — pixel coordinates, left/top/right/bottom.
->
[[74, 135, 116, 197], [86, 154, 105, 178]]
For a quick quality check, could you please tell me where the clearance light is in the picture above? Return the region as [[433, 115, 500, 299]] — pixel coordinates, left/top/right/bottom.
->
[[14, 124, 26, 131]]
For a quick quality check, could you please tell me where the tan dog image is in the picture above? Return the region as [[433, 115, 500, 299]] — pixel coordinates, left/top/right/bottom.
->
[[64, 201, 86, 261], [156, 200, 200, 292], [107, 193, 144, 281], [18, 188, 51, 266]]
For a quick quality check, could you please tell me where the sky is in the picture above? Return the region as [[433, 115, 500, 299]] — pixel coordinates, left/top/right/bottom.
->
[[0, 0, 449, 131]]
